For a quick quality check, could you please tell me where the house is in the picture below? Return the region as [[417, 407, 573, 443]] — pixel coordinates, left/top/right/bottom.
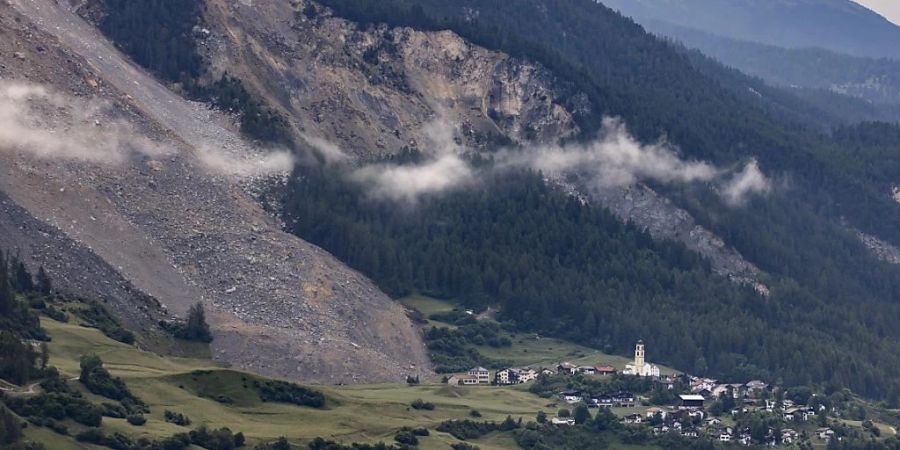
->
[[624, 413, 643, 424], [551, 417, 576, 426], [595, 365, 617, 376], [738, 433, 752, 446], [540, 368, 556, 376], [697, 388, 713, 400], [517, 368, 538, 383], [593, 394, 613, 407], [687, 410, 705, 420], [764, 399, 777, 412], [704, 417, 722, 427], [679, 394, 705, 410], [613, 391, 636, 407], [495, 368, 517, 385], [447, 375, 463, 386], [816, 428, 835, 441], [557, 362, 578, 375], [782, 429, 799, 444], [718, 431, 732, 443], [655, 377, 676, 390], [646, 407, 668, 420], [496, 367, 539, 385], [682, 428, 699, 438], [745, 380, 768, 395], [577, 366, 597, 375], [560, 390, 583, 404], [464, 367, 490, 385]]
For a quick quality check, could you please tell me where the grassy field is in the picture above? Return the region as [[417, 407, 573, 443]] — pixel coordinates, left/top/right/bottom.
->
[[28, 317, 563, 449], [399, 295, 676, 374]]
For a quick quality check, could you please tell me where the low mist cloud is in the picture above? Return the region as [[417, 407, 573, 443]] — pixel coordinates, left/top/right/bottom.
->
[[301, 133, 349, 165], [351, 154, 474, 203], [348, 117, 771, 206], [0, 81, 170, 163], [501, 118, 719, 187], [721, 159, 771, 206], [195, 146, 295, 178], [0, 80, 294, 178]]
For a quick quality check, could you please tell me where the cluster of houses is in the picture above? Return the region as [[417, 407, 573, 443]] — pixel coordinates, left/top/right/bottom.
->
[[446, 340, 645, 386], [559, 389, 637, 408], [442, 341, 840, 447], [610, 377, 834, 447]]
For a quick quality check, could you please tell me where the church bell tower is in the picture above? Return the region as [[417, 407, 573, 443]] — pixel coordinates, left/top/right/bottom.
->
[[635, 340, 645, 375]]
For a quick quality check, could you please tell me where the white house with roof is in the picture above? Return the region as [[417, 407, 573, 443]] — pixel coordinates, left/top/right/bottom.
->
[[463, 367, 490, 385]]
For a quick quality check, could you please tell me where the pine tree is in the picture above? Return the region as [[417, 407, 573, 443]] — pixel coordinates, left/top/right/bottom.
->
[[12, 259, 33, 293], [181, 302, 212, 343], [35, 266, 51, 295], [0, 250, 13, 315]]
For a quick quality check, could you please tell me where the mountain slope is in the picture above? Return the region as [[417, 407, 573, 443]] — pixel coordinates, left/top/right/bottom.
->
[[637, 18, 900, 108], [0, 0, 430, 384], [600, 0, 900, 59], [295, 0, 900, 399]]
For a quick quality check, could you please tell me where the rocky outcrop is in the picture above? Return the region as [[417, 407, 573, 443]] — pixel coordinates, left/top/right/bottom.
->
[[856, 229, 900, 265], [197, 0, 768, 291], [199, 0, 587, 156]]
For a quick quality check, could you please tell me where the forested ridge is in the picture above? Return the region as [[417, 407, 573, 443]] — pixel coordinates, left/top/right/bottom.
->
[[285, 167, 900, 400], [285, 0, 900, 400]]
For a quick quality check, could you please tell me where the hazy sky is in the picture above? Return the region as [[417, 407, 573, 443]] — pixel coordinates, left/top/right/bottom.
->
[[852, 0, 900, 25]]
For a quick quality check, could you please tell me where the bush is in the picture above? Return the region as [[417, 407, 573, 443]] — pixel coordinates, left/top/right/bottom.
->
[[435, 418, 519, 440], [126, 414, 146, 426], [256, 380, 325, 408], [255, 437, 292, 450], [101, 402, 127, 418], [470, 410, 482, 418], [75, 302, 134, 344], [46, 420, 68, 435], [165, 410, 192, 426], [79, 354, 144, 411], [410, 399, 435, 410], [451, 444, 480, 450], [393, 429, 418, 446], [43, 306, 68, 322]]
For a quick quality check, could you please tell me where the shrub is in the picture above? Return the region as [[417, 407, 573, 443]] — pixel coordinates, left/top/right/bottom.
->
[[126, 414, 146, 426], [256, 380, 325, 408], [410, 399, 435, 410], [165, 410, 192, 426]]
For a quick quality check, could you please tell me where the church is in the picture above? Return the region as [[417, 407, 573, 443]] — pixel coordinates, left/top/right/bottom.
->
[[623, 340, 660, 377]]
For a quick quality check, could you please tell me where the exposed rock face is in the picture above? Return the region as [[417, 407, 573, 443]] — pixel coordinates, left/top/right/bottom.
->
[[892, 185, 900, 204], [856, 229, 900, 265], [2, 0, 430, 383], [200, 0, 587, 155]]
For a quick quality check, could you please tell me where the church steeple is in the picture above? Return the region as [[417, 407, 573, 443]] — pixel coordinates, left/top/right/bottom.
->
[[635, 340, 645, 375]]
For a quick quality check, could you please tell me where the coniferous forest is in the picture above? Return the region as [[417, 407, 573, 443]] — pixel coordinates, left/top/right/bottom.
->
[[285, 166, 900, 401]]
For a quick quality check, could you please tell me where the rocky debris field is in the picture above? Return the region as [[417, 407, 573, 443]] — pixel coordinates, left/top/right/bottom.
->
[[1, 0, 431, 383]]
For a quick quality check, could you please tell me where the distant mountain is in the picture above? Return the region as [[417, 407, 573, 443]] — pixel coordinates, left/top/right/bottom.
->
[[600, 0, 900, 59], [643, 19, 900, 106]]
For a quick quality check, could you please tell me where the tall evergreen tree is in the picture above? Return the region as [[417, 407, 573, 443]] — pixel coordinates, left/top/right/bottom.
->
[[0, 250, 13, 315], [35, 266, 51, 295]]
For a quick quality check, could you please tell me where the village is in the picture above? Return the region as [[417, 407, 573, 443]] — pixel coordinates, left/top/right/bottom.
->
[[443, 340, 844, 447]]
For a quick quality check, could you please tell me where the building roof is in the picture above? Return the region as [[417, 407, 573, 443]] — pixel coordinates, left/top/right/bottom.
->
[[680, 394, 706, 401]]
